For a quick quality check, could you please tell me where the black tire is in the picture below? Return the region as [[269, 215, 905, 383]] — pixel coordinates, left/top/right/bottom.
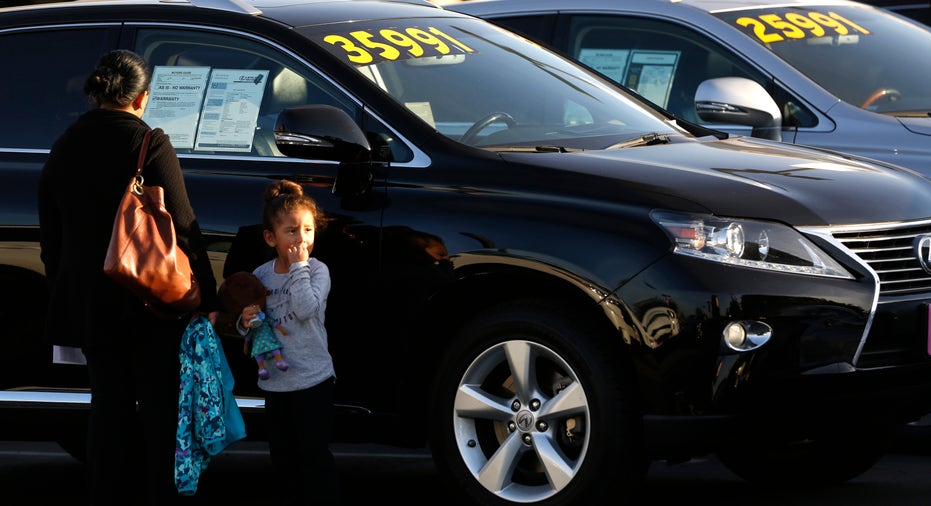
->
[[429, 300, 646, 506], [716, 421, 892, 485]]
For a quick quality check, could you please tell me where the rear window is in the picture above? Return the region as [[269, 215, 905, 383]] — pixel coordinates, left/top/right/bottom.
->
[[0, 26, 118, 149]]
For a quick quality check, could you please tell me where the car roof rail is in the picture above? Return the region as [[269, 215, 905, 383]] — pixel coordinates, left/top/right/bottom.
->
[[387, 0, 440, 6], [183, 0, 439, 15], [187, 0, 261, 15]]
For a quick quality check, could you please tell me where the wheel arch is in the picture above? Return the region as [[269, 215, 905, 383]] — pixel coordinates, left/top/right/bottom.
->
[[419, 254, 628, 368], [400, 252, 640, 423]]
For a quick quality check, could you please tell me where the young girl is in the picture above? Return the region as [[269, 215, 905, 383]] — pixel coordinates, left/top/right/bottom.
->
[[238, 179, 337, 505]]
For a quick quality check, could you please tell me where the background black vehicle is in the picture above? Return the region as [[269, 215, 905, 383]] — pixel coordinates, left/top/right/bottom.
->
[[4, 1, 931, 505]]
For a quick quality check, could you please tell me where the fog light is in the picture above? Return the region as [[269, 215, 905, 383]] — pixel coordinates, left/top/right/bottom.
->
[[722, 320, 772, 352], [724, 322, 747, 349]]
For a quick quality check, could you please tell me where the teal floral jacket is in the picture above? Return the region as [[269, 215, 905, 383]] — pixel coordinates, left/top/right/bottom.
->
[[175, 316, 247, 495]]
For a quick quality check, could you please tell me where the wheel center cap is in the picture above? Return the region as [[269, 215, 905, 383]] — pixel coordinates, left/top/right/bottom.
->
[[516, 409, 534, 432]]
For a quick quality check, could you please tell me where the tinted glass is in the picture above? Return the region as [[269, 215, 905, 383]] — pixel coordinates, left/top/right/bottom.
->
[[714, 5, 931, 113], [301, 17, 679, 150], [485, 13, 556, 44], [136, 28, 354, 157], [563, 15, 817, 128], [0, 27, 117, 149], [134, 28, 412, 162]]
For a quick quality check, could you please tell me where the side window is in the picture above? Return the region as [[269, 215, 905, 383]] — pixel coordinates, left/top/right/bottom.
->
[[134, 29, 358, 158], [565, 16, 816, 128], [484, 14, 557, 45], [0, 27, 118, 149]]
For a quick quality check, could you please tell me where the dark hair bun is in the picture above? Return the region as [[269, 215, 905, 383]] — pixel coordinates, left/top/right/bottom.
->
[[262, 179, 304, 203], [83, 49, 151, 107]]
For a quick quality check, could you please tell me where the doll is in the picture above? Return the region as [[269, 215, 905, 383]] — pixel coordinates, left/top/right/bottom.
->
[[218, 271, 289, 380]]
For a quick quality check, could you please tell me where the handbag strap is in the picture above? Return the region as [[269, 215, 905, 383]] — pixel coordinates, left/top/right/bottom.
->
[[134, 129, 154, 178]]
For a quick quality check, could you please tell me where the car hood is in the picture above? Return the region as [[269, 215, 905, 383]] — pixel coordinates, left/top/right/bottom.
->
[[898, 117, 931, 136], [496, 136, 931, 226]]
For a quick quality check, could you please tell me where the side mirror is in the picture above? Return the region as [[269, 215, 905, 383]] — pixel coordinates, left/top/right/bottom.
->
[[275, 105, 377, 200], [274, 105, 371, 162], [694, 77, 782, 141]]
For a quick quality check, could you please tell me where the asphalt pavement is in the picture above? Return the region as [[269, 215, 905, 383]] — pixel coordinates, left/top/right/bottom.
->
[[5, 434, 931, 505]]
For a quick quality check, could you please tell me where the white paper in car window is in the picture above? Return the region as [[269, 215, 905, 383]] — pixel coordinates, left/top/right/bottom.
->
[[144, 66, 211, 149], [576, 48, 680, 109], [577, 48, 630, 84], [626, 51, 679, 109], [194, 69, 269, 152]]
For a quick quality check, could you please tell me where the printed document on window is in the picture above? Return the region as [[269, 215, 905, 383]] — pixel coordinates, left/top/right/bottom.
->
[[144, 66, 210, 149], [194, 69, 269, 153]]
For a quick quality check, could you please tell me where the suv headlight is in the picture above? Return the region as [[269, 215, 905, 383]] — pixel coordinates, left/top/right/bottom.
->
[[651, 211, 853, 279]]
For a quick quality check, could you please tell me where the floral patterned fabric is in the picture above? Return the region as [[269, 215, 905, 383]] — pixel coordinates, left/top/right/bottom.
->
[[175, 316, 247, 495]]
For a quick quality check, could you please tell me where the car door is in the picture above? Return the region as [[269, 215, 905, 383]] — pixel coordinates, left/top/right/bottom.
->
[[0, 25, 123, 387], [129, 25, 405, 412]]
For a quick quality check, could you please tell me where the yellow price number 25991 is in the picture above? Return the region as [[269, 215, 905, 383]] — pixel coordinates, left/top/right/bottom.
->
[[735, 11, 870, 44]]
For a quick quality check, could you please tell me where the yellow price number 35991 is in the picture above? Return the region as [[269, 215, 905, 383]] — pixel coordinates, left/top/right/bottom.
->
[[323, 26, 474, 65]]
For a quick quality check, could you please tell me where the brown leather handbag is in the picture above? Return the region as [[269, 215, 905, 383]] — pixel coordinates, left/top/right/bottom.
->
[[103, 129, 201, 317]]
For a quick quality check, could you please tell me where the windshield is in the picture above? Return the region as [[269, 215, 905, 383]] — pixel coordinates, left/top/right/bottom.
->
[[714, 5, 931, 114], [302, 17, 680, 149]]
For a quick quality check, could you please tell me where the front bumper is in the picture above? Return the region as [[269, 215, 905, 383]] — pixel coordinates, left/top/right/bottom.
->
[[618, 252, 931, 421]]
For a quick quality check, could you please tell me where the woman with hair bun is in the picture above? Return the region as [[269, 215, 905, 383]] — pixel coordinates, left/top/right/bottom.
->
[[38, 49, 221, 505]]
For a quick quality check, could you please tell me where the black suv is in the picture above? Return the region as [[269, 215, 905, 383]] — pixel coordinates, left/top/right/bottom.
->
[[4, 0, 931, 504]]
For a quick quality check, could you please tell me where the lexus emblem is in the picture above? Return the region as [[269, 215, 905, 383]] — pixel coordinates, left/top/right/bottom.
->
[[516, 410, 534, 431], [915, 235, 931, 274]]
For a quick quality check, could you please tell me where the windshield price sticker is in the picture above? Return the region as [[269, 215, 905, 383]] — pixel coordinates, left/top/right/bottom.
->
[[320, 26, 475, 66], [726, 10, 870, 44]]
